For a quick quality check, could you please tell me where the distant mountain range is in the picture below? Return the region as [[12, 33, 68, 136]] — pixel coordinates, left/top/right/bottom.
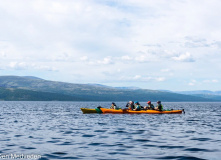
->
[[0, 75, 220, 102], [175, 90, 221, 95], [173, 90, 221, 101]]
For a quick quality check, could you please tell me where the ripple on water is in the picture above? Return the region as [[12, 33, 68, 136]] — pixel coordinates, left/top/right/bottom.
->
[[108, 152, 131, 156], [155, 156, 207, 160], [0, 139, 10, 142], [20, 146, 36, 150], [42, 154, 60, 159], [101, 144, 116, 147], [14, 135, 23, 137], [52, 152, 68, 155], [159, 145, 185, 149], [82, 134, 96, 137], [94, 130, 107, 133], [57, 142, 73, 145], [51, 137, 63, 139], [186, 130, 196, 133], [38, 157, 49, 160], [110, 130, 128, 134], [107, 152, 119, 155], [190, 137, 212, 141], [184, 148, 215, 152], [63, 131, 73, 134], [120, 145, 134, 148], [97, 122, 108, 125], [134, 139, 150, 142], [99, 136, 109, 138], [132, 129, 146, 134], [142, 144, 157, 148], [88, 142, 104, 146], [47, 140, 61, 143]]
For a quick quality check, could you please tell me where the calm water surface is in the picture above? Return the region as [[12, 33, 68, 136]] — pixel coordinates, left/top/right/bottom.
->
[[0, 102, 221, 160]]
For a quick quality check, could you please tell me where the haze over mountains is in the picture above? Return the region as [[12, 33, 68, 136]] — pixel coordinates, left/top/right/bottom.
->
[[0, 76, 220, 102]]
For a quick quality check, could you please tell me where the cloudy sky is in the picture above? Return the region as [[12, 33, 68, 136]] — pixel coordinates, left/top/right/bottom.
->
[[0, 0, 221, 91]]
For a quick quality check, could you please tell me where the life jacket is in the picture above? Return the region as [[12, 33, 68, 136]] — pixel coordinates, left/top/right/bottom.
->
[[114, 105, 119, 110], [135, 104, 141, 111], [129, 104, 135, 110], [157, 104, 163, 111], [149, 104, 155, 110]]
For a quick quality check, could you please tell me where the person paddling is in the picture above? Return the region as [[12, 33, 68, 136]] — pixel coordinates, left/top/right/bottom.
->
[[144, 101, 155, 110], [110, 102, 119, 110], [133, 101, 141, 111], [126, 101, 135, 110], [155, 101, 163, 111]]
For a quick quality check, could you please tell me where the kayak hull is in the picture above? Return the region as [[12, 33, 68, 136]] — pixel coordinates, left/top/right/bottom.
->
[[100, 108, 183, 114], [81, 108, 98, 114]]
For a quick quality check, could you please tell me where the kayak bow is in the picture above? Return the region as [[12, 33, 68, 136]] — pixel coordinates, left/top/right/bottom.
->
[[80, 108, 103, 114], [81, 108, 98, 114]]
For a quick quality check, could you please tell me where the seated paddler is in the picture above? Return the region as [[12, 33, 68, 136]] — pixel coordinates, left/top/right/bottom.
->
[[133, 101, 141, 111], [125, 101, 135, 110], [155, 101, 163, 111], [110, 102, 119, 110], [144, 101, 155, 110]]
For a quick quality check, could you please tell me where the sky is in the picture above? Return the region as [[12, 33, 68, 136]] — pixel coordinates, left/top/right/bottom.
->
[[0, 0, 221, 91]]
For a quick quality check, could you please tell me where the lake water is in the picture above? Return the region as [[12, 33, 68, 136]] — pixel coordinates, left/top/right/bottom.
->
[[0, 101, 221, 160]]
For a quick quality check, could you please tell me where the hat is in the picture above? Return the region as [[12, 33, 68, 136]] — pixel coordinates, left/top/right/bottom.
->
[[134, 101, 139, 104]]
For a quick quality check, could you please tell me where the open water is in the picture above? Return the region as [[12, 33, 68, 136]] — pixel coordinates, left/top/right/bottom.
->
[[0, 101, 221, 160]]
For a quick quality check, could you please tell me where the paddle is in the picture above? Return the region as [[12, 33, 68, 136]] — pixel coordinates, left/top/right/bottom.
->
[[97, 106, 102, 109], [182, 109, 185, 114], [96, 106, 103, 114]]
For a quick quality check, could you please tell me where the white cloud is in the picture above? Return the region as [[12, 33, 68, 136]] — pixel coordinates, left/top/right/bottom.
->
[[183, 36, 211, 48], [1, 51, 6, 57], [161, 69, 170, 72], [203, 79, 219, 83], [134, 51, 158, 62], [84, 56, 114, 65], [187, 79, 220, 88], [172, 52, 195, 62], [80, 56, 88, 61], [156, 77, 165, 82], [143, 77, 166, 82], [97, 57, 113, 65], [119, 75, 166, 82], [35, 65, 58, 72], [9, 62, 28, 70], [188, 82, 195, 86], [133, 75, 141, 80], [8, 62, 58, 72], [121, 55, 133, 61], [188, 79, 197, 86], [212, 79, 219, 83]]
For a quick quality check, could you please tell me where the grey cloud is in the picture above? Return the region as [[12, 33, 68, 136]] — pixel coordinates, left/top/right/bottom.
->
[[183, 36, 211, 48], [211, 41, 221, 48], [184, 42, 210, 48], [171, 52, 195, 62]]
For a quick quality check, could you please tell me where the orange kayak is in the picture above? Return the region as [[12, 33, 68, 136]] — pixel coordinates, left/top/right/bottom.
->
[[100, 108, 183, 114]]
